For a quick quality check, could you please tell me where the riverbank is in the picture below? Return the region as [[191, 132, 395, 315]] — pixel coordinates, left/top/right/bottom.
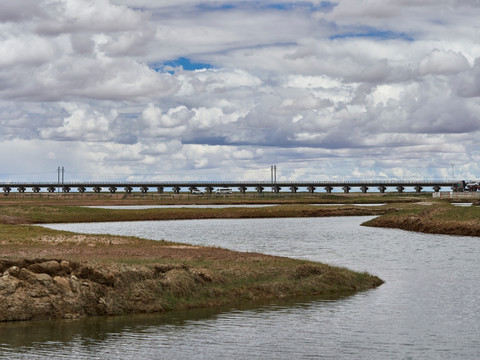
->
[[0, 243, 383, 322], [0, 203, 385, 322], [364, 202, 480, 236]]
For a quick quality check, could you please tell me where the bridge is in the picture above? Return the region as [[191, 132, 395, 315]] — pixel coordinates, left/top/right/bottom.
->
[[0, 180, 465, 194]]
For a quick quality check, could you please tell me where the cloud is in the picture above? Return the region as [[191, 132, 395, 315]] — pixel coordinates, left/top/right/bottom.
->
[[418, 49, 470, 75], [0, 0, 45, 22], [35, 0, 147, 35], [1, 0, 480, 183], [39, 104, 116, 141], [455, 58, 480, 97]]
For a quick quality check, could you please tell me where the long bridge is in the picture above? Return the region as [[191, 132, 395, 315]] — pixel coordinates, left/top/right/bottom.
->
[[0, 180, 466, 194]]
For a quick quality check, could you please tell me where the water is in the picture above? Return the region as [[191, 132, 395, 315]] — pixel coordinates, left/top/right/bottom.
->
[[84, 205, 276, 209], [2, 217, 480, 359], [84, 204, 385, 210]]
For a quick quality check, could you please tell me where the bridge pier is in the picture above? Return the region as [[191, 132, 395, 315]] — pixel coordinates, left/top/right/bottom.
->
[[256, 186, 264, 194], [343, 186, 350, 194], [62, 186, 71, 193], [32, 186, 40, 193], [2, 186, 11, 193], [140, 186, 148, 193], [272, 185, 281, 193], [325, 185, 333, 194], [157, 186, 164, 193], [47, 186, 55, 193], [173, 186, 180, 194], [415, 185, 423, 193], [188, 186, 196, 193], [378, 185, 386, 193], [78, 186, 86, 193], [93, 186, 101, 193], [433, 186, 441, 192], [206, 186, 214, 194], [17, 186, 26, 193], [290, 185, 298, 193], [361, 186, 368, 194], [396, 186, 404, 193], [308, 186, 315, 193], [109, 186, 117, 193], [124, 186, 132, 193], [238, 186, 247, 194]]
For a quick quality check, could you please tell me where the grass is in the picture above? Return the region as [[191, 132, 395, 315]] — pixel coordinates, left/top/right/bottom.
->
[[0, 191, 430, 206], [0, 203, 390, 224], [363, 201, 480, 236], [0, 199, 386, 320]]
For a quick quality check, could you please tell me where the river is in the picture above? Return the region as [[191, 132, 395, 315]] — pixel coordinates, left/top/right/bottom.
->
[[1, 216, 479, 359]]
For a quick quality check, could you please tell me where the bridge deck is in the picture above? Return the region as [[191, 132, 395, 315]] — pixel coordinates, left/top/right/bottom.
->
[[0, 180, 464, 193]]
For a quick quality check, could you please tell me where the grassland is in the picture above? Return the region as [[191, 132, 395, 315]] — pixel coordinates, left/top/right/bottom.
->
[[0, 195, 390, 321], [364, 200, 480, 236], [2, 193, 478, 321]]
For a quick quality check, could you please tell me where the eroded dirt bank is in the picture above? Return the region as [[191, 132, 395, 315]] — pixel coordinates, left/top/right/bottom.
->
[[0, 258, 212, 321]]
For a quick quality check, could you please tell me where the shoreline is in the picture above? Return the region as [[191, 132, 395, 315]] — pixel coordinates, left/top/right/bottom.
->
[[0, 244, 383, 322], [0, 201, 386, 322], [363, 202, 480, 237], [2, 198, 478, 322]]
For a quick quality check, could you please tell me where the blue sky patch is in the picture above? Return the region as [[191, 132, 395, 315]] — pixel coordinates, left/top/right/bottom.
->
[[152, 57, 215, 74], [196, 3, 236, 11], [330, 29, 414, 41], [197, 1, 337, 12], [266, 1, 337, 12]]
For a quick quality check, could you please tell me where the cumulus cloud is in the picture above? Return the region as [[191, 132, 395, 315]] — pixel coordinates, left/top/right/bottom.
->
[[39, 105, 115, 141], [1, 0, 480, 182]]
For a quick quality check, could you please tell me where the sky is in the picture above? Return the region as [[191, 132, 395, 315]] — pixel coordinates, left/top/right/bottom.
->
[[1, 0, 480, 183]]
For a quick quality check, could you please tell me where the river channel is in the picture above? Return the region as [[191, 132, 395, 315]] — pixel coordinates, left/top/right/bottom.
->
[[1, 216, 480, 359]]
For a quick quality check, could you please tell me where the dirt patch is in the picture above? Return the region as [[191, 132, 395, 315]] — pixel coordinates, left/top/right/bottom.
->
[[37, 234, 134, 245], [0, 258, 168, 321]]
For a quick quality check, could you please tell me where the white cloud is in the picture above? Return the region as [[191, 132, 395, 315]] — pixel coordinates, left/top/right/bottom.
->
[[39, 105, 115, 141], [0, 31, 56, 68], [1, 0, 480, 182]]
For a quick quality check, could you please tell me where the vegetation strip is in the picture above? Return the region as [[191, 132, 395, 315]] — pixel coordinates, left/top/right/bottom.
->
[[0, 203, 390, 224]]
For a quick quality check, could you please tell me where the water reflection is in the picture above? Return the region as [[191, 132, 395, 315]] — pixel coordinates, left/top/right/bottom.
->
[[4, 217, 480, 359], [1, 294, 353, 358]]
